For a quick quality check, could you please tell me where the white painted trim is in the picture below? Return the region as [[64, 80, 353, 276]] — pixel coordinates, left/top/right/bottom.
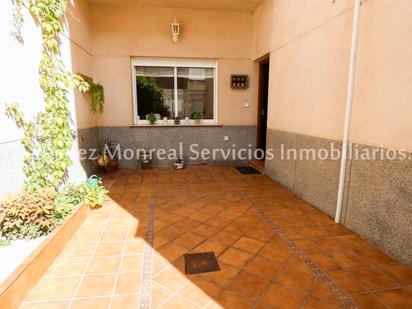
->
[[131, 60, 138, 125], [173, 66, 178, 118], [131, 57, 217, 68]]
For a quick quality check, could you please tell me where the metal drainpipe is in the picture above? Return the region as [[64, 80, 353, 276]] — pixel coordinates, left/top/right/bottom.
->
[[335, 0, 362, 224]]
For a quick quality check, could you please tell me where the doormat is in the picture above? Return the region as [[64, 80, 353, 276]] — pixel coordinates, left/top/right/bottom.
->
[[235, 166, 262, 175], [184, 252, 220, 274]]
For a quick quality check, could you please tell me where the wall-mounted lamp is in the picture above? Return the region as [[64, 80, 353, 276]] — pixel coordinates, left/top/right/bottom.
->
[[171, 18, 181, 43]]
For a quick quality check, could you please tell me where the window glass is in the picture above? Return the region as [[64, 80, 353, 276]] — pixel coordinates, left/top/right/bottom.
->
[[177, 68, 214, 119], [136, 66, 174, 119]]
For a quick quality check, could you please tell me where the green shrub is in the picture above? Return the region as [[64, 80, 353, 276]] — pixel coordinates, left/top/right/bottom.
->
[[0, 180, 108, 241], [0, 189, 56, 240], [0, 239, 11, 247]]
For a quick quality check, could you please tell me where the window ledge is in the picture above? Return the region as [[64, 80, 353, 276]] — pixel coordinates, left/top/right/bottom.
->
[[129, 123, 223, 128]]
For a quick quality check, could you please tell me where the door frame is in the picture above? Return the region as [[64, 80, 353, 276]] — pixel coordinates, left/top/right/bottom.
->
[[256, 55, 270, 153]]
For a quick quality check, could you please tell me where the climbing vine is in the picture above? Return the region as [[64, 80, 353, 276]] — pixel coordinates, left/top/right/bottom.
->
[[5, 0, 89, 192]]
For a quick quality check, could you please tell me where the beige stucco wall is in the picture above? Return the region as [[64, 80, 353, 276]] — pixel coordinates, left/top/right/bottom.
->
[[67, 0, 97, 130], [256, 0, 412, 151], [350, 0, 412, 151], [90, 4, 258, 126]]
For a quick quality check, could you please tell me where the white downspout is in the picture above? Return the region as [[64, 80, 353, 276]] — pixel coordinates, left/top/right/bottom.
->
[[335, 0, 362, 224]]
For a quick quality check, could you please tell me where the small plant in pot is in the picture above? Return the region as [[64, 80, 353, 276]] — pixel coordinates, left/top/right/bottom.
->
[[192, 112, 202, 124], [173, 158, 185, 170], [96, 138, 118, 171], [147, 113, 157, 125], [139, 149, 152, 169]]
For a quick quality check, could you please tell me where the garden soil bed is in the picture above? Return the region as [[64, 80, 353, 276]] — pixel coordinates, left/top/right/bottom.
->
[[0, 203, 89, 308]]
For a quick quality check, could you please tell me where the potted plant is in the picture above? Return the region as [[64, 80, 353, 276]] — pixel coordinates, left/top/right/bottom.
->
[[192, 112, 202, 124], [147, 113, 157, 125], [96, 138, 117, 170], [139, 149, 152, 169], [90, 82, 105, 113], [173, 158, 185, 170]]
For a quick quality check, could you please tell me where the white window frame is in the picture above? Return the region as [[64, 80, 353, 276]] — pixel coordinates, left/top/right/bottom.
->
[[131, 57, 218, 125]]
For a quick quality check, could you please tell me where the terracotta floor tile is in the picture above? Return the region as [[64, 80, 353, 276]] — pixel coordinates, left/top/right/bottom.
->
[[261, 283, 305, 308], [309, 280, 341, 306], [311, 237, 348, 252], [245, 226, 273, 242], [153, 236, 170, 249], [179, 277, 221, 306], [45, 257, 89, 277], [61, 243, 96, 257], [206, 215, 234, 229], [309, 253, 342, 272], [375, 288, 412, 308], [120, 254, 143, 272], [153, 266, 188, 291], [124, 239, 145, 255], [157, 242, 188, 262], [223, 223, 247, 236], [232, 237, 265, 254], [209, 230, 241, 246], [304, 297, 340, 308], [100, 229, 128, 242], [294, 239, 322, 254], [200, 262, 240, 287], [258, 242, 291, 264], [328, 249, 368, 269], [192, 240, 227, 256], [111, 294, 140, 308], [244, 255, 283, 279], [216, 289, 254, 309], [354, 246, 396, 265], [174, 232, 206, 249], [76, 274, 117, 297], [151, 283, 174, 307], [25, 277, 80, 301], [19, 167, 412, 308], [86, 256, 121, 274], [404, 285, 412, 294], [20, 301, 70, 309], [274, 260, 314, 294], [70, 230, 102, 243], [350, 293, 387, 309], [219, 247, 253, 269], [158, 295, 200, 308], [71, 297, 111, 309], [94, 242, 123, 256], [229, 270, 269, 301], [378, 263, 412, 285], [349, 265, 399, 290], [115, 272, 141, 294], [156, 225, 185, 241], [189, 211, 216, 223], [153, 254, 172, 275], [327, 270, 367, 294]]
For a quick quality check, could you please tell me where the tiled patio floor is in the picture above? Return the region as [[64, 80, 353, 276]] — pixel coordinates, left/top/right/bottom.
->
[[20, 166, 412, 308]]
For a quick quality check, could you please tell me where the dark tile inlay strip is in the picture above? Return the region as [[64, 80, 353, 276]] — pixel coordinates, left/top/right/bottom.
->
[[139, 195, 156, 309], [241, 193, 358, 309]]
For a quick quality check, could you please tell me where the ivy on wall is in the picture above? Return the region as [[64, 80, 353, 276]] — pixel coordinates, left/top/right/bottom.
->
[[5, 0, 89, 192]]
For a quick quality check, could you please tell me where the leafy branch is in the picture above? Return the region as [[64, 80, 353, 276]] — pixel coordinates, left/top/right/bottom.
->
[[5, 0, 89, 192]]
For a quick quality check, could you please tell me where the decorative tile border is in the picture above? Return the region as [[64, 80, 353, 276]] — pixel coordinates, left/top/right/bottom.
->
[[241, 193, 358, 309], [139, 195, 156, 309]]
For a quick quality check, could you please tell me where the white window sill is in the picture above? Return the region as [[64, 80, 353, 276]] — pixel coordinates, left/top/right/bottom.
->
[[129, 123, 222, 128]]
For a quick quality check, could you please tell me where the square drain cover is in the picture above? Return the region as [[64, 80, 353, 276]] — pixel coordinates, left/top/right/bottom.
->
[[184, 252, 220, 274], [235, 166, 262, 175]]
